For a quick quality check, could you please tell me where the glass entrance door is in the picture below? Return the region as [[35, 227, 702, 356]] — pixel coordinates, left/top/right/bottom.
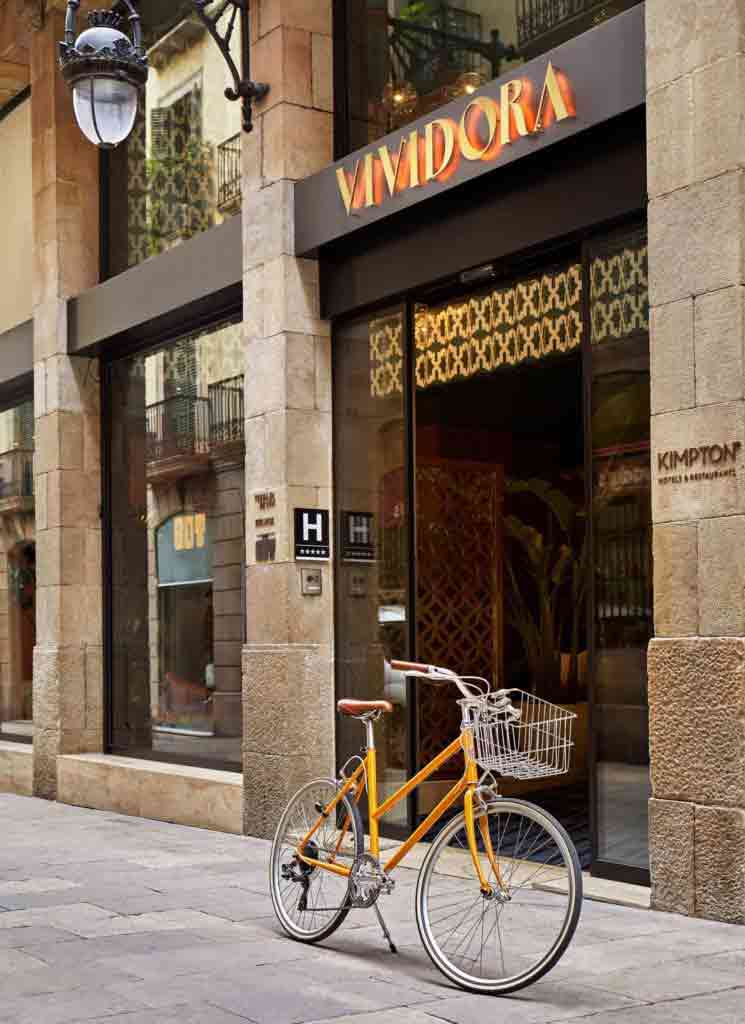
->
[[585, 227, 652, 883], [411, 262, 590, 855], [331, 222, 652, 877]]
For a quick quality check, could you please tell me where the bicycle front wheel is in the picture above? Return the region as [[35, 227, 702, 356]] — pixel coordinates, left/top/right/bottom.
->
[[270, 778, 363, 944], [416, 797, 582, 994]]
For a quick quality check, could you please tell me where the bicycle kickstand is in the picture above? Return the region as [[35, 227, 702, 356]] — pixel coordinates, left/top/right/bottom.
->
[[373, 903, 397, 954]]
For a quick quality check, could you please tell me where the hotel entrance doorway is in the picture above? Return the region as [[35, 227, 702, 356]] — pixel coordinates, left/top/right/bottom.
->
[[334, 226, 652, 882], [412, 261, 590, 862]]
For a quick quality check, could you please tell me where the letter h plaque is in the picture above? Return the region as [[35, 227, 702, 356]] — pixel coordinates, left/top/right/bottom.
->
[[294, 508, 331, 560]]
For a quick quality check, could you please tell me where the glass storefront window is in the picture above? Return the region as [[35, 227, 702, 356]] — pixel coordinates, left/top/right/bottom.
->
[[338, 0, 642, 153], [334, 307, 411, 826], [107, 320, 245, 768], [588, 227, 651, 874], [106, 2, 243, 277], [333, 224, 652, 877], [0, 398, 35, 744]]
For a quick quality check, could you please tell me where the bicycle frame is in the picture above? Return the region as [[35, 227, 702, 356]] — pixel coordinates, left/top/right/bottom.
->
[[296, 723, 505, 895]]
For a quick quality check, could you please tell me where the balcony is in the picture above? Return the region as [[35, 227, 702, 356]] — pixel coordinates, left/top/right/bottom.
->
[[209, 376, 244, 466], [145, 396, 210, 485], [217, 134, 242, 213], [0, 449, 34, 516], [516, 1, 638, 59]]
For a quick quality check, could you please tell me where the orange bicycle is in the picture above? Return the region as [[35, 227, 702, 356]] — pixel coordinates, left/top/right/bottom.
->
[[270, 660, 582, 994]]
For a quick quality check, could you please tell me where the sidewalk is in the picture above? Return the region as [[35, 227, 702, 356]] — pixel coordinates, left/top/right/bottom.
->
[[0, 794, 743, 1024]]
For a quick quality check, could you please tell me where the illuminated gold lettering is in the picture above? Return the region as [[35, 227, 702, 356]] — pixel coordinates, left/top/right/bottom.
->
[[425, 119, 456, 181], [500, 79, 530, 144], [378, 136, 409, 196], [408, 129, 420, 187], [459, 97, 499, 161], [194, 512, 206, 549], [362, 152, 375, 207], [336, 161, 362, 215], [535, 61, 573, 132]]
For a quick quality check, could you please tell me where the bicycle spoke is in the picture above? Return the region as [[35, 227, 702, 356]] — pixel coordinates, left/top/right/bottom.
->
[[418, 801, 580, 992], [271, 779, 358, 942]]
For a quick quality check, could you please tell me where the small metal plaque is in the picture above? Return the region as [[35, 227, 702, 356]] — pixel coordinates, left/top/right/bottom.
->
[[341, 511, 375, 562], [301, 567, 323, 596], [349, 570, 367, 597]]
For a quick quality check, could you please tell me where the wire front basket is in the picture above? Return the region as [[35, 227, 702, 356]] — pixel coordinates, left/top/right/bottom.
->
[[463, 690, 576, 780]]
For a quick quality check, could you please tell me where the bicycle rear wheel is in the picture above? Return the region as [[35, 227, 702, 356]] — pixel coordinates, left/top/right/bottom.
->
[[416, 797, 582, 994], [270, 778, 363, 944]]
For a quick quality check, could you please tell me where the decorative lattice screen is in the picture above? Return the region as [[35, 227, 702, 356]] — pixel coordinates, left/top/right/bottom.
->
[[590, 240, 649, 345], [369, 263, 583, 398], [415, 461, 503, 772]]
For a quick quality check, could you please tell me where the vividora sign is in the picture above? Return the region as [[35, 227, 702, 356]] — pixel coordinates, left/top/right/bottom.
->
[[336, 63, 575, 216], [294, 5, 645, 255]]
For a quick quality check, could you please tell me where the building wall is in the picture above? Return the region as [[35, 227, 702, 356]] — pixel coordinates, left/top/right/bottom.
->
[[2, 0, 742, 926], [0, 98, 32, 334], [646, 0, 745, 924], [145, 18, 243, 232]]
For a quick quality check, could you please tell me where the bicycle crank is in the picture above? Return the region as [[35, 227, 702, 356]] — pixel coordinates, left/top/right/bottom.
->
[[349, 853, 394, 908]]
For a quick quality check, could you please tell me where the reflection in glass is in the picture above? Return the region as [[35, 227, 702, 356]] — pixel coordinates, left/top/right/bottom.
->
[[108, 320, 245, 767], [107, 3, 243, 276], [0, 399, 35, 743], [341, 1, 641, 152], [334, 308, 410, 827], [589, 228, 652, 872]]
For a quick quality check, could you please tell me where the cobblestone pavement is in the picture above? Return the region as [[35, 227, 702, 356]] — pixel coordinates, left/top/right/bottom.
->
[[0, 794, 744, 1024]]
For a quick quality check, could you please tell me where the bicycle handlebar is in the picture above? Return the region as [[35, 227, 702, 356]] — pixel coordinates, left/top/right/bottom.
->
[[390, 661, 520, 719], [390, 660, 431, 674], [391, 660, 486, 700]]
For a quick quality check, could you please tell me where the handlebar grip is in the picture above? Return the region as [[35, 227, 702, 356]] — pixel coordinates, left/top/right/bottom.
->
[[390, 660, 431, 673]]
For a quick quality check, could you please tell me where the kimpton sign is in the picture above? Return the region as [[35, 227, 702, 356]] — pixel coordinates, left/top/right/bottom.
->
[[336, 63, 574, 216]]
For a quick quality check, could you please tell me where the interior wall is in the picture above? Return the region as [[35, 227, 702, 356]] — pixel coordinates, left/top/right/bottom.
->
[[0, 99, 32, 335]]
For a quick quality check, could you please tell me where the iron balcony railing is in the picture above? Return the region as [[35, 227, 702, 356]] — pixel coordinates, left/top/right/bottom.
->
[[517, 0, 636, 54], [209, 375, 244, 445], [0, 449, 34, 501], [217, 133, 242, 211], [145, 395, 210, 462]]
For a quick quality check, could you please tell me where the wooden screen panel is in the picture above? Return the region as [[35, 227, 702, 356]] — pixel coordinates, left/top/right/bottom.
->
[[415, 458, 503, 772]]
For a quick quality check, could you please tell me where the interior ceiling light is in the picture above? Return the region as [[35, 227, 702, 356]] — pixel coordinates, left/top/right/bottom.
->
[[381, 78, 418, 116]]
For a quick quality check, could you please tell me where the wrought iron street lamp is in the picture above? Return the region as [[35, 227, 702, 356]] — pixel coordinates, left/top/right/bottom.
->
[[59, 0, 269, 148]]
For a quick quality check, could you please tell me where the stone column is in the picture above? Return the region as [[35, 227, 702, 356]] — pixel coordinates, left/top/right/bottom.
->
[[30, 8, 102, 798], [241, 1, 334, 836], [647, 0, 745, 923], [211, 454, 245, 740]]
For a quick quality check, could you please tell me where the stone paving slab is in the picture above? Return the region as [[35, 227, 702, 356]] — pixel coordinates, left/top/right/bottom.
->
[[0, 794, 744, 1024]]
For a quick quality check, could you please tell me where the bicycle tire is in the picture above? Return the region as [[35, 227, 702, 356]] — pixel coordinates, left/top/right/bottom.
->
[[415, 797, 582, 994], [270, 777, 364, 944]]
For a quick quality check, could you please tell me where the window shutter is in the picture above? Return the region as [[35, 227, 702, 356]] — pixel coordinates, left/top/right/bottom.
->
[[150, 107, 172, 159]]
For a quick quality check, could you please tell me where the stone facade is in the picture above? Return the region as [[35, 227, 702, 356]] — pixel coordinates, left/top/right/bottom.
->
[[241, 0, 334, 837], [647, 0, 745, 923], [0, 0, 743, 924], [29, 8, 103, 800]]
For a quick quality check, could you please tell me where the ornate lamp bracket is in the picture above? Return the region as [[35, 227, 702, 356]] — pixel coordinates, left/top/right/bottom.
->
[[192, 0, 268, 133]]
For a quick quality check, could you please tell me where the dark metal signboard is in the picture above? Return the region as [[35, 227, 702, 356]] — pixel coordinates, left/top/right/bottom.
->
[[294, 508, 331, 560], [341, 511, 375, 562], [294, 5, 644, 255]]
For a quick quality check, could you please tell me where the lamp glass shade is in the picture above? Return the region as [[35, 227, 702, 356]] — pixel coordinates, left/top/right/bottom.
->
[[72, 76, 138, 148]]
